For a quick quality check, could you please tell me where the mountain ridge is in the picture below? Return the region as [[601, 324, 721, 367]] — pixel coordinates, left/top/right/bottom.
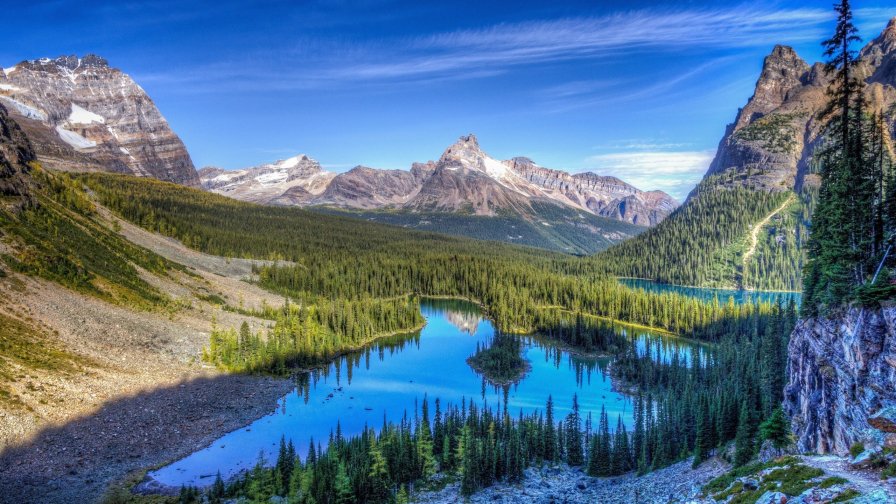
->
[[200, 133, 678, 227]]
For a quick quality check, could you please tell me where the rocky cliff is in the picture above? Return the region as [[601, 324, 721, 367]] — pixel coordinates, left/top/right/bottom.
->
[[0, 104, 34, 203], [0, 55, 199, 186], [201, 133, 677, 225], [702, 19, 896, 197], [784, 306, 896, 455]]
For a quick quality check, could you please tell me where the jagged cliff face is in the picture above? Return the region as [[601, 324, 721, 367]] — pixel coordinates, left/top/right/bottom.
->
[[701, 19, 896, 197], [200, 134, 677, 225], [509, 158, 677, 226], [785, 307, 896, 455], [0, 104, 34, 203], [0, 55, 199, 186], [704, 45, 823, 193]]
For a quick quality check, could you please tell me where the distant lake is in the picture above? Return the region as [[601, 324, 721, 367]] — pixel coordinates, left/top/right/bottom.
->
[[148, 298, 697, 489], [618, 278, 801, 306]]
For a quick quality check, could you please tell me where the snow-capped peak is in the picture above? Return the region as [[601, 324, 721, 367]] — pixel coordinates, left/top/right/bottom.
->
[[273, 154, 309, 169]]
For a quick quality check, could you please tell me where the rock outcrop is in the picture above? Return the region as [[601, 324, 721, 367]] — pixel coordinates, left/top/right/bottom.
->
[[0, 103, 34, 203], [200, 133, 677, 225], [0, 55, 199, 186], [314, 165, 427, 209], [784, 307, 896, 455], [700, 19, 896, 199]]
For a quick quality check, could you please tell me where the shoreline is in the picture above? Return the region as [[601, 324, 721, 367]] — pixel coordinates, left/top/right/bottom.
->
[[616, 276, 803, 295], [124, 294, 686, 497], [132, 318, 431, 495]]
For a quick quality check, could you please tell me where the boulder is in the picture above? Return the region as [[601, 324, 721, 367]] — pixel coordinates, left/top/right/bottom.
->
[[755, 490, 788, 504], [851, 449, 878, 468], [869, 406, 896, 433], [849, 489, 895, 503]]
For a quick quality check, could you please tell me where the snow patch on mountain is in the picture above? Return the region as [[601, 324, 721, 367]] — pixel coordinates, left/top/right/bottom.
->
[[482, 157, 509, 180], [67, 104, 105, 124], [0, 96, 48, 121], [55, 125, 97, 150], [275, 155, 307, 169], [254, 171, 289, 184]]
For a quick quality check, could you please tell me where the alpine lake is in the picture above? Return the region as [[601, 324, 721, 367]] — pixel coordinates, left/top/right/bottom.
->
[[149, 281, 798, 489]]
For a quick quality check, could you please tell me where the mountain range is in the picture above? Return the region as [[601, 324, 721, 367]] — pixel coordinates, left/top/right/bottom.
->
[[200, 134, 677, 227], [0, 53, 677, 254]]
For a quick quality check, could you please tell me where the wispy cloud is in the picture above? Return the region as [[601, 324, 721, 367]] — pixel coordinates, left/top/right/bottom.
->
[[134, 6, 896, 93], [583, 150, 716, 200], [593, 140, 694, 151]]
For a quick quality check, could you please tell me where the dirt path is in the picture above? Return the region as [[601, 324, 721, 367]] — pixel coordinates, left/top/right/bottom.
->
[[801, 455, 896, 500], [740, 193, 794, 287]]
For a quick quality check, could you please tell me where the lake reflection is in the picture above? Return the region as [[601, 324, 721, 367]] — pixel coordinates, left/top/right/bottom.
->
[[149, 298, 689, 488]]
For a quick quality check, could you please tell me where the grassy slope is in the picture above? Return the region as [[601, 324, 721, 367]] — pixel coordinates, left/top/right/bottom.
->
[[0, 167, 188, 411]]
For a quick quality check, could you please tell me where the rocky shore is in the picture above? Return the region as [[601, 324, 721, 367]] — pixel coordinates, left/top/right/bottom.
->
[[414, 458, 727, 504]]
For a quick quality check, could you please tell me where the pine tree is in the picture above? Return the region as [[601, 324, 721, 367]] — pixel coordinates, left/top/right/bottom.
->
[[334, 461, 354, 504], [759, 407, 791, 451], [417, 397, 437, 479], [734, 400, 755, 467], [612, 415, 631, 474], [566, 395, 585, 466], [803, 0, 885, 313], [544, 395, 557, 462], [693, 397, 712, 468], [368, 433, 390, 501]]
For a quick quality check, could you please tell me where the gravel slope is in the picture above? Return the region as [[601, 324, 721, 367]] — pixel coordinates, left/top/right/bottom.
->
[[0, 206, 297, 503]]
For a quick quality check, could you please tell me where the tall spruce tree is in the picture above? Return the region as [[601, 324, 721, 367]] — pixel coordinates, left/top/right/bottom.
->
[[802, 0, 896, 313]]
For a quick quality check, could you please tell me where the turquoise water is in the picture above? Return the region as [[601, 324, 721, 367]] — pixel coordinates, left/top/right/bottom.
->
[[618, 278, 801, 306], [149, 299, 695, 488]]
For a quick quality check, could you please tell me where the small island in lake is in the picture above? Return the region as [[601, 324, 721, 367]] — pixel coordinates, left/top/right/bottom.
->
[[466, 333, 531, 386]]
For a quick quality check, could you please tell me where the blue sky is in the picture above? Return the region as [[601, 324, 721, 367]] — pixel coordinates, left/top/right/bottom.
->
[[2, 1, 895, 200]]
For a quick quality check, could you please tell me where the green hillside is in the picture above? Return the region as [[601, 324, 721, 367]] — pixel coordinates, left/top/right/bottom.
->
[[78, 173, 749, 338], [594, 178, 811, 291]]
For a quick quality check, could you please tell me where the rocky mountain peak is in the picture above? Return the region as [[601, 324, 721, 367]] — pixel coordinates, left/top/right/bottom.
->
[[734, 45, 809, 130], [0, 54, 199, 186], [440, 134, 485, 165], [862, 17, 896, 85], [271, 154, 314, 169], [19, 54, 110, 73]]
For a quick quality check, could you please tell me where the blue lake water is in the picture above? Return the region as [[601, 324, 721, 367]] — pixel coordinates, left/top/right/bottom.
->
[[618, 278, 801, 306], [149, 298, 695, 488]]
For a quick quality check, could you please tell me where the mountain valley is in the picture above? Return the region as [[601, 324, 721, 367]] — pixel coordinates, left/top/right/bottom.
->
[[1, 4, 896, 504]]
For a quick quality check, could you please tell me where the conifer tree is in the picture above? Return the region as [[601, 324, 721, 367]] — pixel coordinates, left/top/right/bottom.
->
[[566, 395, 585, 466], [544, 395, 557, 462], [759, 407, 791, 451], [734, 401, 755, 467]]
